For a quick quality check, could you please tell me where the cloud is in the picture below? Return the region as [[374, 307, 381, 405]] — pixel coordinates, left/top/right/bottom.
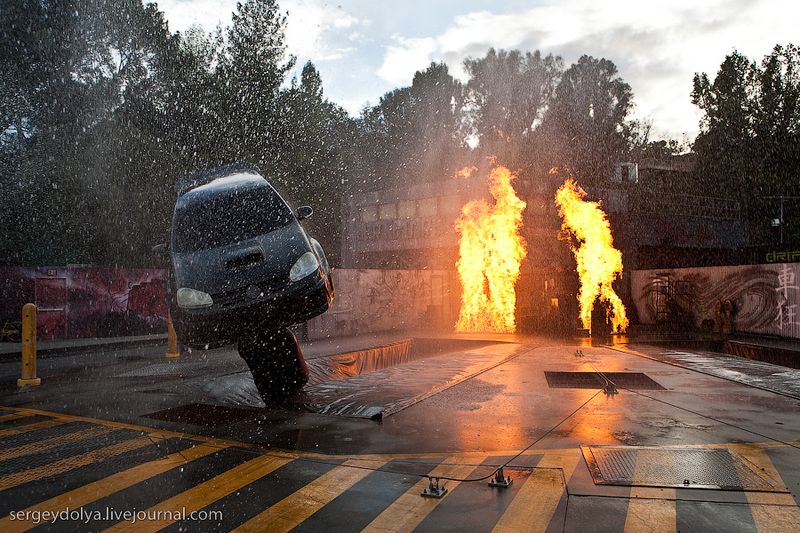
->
[[156, 0, 237, 33], [157, 0, 361, 63], [377, 36, 437, 84], [376, 0, 800, 138], [283, 0, 361, 62]]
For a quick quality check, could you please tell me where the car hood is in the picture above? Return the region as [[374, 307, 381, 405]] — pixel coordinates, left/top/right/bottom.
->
[[172, 222, 311, 295]]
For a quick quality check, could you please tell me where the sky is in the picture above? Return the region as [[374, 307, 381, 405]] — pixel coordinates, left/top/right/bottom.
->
[[156, 0, 800, 141]]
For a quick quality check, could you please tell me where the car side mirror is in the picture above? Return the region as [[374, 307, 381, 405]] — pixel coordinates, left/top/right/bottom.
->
[[296, 206, 313, 220], [152, 243, 169, 255]]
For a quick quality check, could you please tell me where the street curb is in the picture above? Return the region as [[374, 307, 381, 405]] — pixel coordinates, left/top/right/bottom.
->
[[0, 335, 168, 360]]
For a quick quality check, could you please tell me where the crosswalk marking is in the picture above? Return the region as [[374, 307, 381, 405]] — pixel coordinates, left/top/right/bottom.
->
[[362, 455, 482, 533], [0, 426, 113, 462], [623, 449, 676, 533], [0, 413, 28, 423], [104, 451, 293, 532], [232, 458, 389, 533], [493, 451, 580, 533], [0, 419, 65, 438], [730, 444, 800, 533], [0, 444, 220, 533], [0, 436, 155, 490], [0, 406, 799, 533], [622, 488, 677, 533]]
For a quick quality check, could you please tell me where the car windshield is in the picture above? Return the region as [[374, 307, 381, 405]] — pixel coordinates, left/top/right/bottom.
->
[[173, 186, 293, 252]]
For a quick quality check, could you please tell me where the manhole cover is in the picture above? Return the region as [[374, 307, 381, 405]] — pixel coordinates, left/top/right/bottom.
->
[[581, 445, 786, 492], [545, 372, 665, 390], [144, 403, 262, 427]]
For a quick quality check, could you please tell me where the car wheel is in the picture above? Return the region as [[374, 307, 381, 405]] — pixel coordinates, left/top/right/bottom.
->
[[238, 327, 308, 401]]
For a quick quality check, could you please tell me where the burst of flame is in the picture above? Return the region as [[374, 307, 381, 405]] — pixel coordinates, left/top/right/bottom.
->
[[555, 178, 628, 333], [455, 163, 527, 333]]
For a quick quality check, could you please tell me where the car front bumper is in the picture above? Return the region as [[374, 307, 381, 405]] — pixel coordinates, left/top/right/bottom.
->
[[175, 272, 333, 347]]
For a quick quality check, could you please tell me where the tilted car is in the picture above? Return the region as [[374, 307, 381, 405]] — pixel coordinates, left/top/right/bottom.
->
[[154, 163, 334, 398]]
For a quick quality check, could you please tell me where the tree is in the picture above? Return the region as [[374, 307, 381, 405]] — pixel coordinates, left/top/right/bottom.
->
[[0, 0, 183, 266], [464, 48, 562, 159], [692, 44, 800, 244], [539, 55, 633, 182], [272, 61, 355, 265], [691, 50, 757, 196], [220, 0, 294, 169], [356, 62, 467, 191]]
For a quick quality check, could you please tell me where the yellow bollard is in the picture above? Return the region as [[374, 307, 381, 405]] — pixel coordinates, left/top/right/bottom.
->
[[18, 303, 41, 388], [165, 312, 181, 359]]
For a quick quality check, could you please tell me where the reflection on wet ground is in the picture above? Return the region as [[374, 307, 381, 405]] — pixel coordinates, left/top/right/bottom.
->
[[2, 334, 800, 530]]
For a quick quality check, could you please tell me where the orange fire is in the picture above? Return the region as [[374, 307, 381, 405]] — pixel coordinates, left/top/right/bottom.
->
[[455, 163, 527, 333], [555, 178, 628, 333]]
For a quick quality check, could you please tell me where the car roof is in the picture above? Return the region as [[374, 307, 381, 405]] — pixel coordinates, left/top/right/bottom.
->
[[176, 163, 278, 207], [176, 162, 264, 197]]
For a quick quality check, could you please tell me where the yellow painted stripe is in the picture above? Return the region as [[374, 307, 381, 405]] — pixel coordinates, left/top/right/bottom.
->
[[0, 436, 155, 490], [2, 405, 278, 455], [0, 444, 220, 533], [4, 404, 799, 461], [0, 426, 113, 462], [493, 450, 580, 533], [233, 458, 388, 533], [104, 452, 293, 532], [730, 444, 800, 533], [0, 413, 27, 423], [0, 419, 64, 438], [363, 455, 482, 533], [623, 447, 676, 533]]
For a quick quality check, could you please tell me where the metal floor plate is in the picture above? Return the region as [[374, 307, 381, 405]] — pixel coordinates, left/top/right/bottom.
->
[[545, 372, 665, 390], [581, 445, 787, 492]]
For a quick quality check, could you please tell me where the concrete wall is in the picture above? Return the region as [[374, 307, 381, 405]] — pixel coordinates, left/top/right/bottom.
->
[[0, 267, 167, 340], [307, 269, 458, 339], [632, 263, 800, 339], [1, 267, 458, 341]]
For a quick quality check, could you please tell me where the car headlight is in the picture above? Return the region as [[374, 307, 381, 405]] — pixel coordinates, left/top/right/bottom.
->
[[177, 287, 213, 309], [290, 251, 319, 282]]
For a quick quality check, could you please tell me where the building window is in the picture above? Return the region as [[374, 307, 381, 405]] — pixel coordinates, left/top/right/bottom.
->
[[417, 197, 437, 217], [398, 199, 415, 219], [379, 203, 397, 220], [359, 205, 378, 223]]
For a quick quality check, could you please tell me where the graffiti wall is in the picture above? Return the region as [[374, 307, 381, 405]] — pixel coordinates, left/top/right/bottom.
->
[[1, 267, 457, 342], [0, 267, 167, 340], [307, 269, 458, 339], [632, 264, 800, 339]]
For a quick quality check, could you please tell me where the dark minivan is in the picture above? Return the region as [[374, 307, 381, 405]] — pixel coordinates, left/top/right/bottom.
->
[[156, 163, 334, 398]]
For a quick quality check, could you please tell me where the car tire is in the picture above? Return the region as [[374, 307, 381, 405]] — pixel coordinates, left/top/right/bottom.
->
[[238, 327, 308, 401]]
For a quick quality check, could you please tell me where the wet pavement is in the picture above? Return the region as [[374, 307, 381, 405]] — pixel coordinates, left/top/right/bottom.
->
[[0, 334, 799, 531]]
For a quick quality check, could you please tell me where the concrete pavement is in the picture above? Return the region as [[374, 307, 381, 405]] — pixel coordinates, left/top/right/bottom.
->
[[0, 335, 799, 531]]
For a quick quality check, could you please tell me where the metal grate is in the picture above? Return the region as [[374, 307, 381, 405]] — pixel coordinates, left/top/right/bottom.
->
[[581, 445, 786, 492], [544, 372, 665, 390], [145, 403, 263, 427]]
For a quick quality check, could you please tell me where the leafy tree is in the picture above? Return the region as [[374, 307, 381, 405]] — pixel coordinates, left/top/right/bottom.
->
[[356, 62, 467, 190], [1, 0, 181, 266], [691, 50, 757, 196], [692, 44, 800, 243], [273, 61, 355, 265], [219, 0, 294, 170], [464, 48, 562, 157], [539, 55, 633, 182]]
